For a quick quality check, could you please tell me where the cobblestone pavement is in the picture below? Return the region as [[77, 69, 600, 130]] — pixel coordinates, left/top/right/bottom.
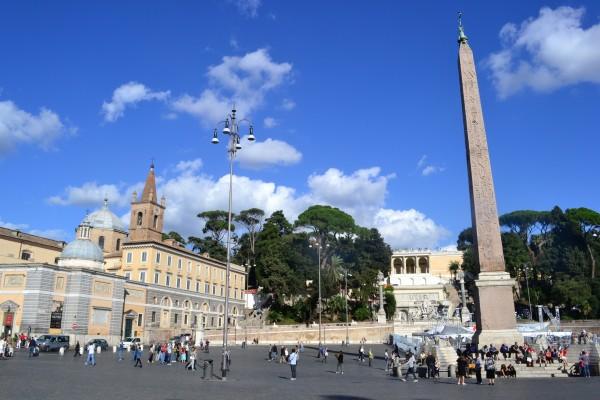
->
[[0, 345, 597, 400]]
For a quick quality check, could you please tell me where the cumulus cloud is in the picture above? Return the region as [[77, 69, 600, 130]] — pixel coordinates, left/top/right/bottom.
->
[[235, 136, 302, 169], [416, 155, 445, 176], [49, 165, 448, 249], [487, 6, 600, 98], [175, 159, 203, 175], [172, 49, 292, 125], [232, 0, 261, 17], [263, 117, 277, 128], [48, 182, 141, 208], [0, 100, 66, 155], [102, 81, 170, 122]]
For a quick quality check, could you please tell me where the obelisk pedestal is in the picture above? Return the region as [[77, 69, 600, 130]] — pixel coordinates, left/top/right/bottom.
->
[[456, 16, 521, 346]]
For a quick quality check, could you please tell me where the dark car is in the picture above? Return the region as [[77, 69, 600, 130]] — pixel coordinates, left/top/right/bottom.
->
[[37, 335, 70, 352], [87, 338, 109, 351]]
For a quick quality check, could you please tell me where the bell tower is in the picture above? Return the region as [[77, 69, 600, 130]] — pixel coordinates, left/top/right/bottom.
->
[[129, 162, 165, 242]]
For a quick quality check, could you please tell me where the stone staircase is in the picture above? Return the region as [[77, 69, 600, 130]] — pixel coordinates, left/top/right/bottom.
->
[[494, 360, 568, 378]]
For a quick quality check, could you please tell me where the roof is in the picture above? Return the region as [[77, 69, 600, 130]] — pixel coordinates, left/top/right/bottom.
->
[[86, 199, 127, 232], [61, 239, 104, 262], [141, 163, 157, 202], [0, 226, 66, 250]]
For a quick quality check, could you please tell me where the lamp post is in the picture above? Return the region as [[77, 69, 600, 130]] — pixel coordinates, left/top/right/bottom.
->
[[309, 239, 328, 345], [211, 105, 255, 380], [344, 269, 351, 346], [376, 271, 386, 324], [520, 264, 533, 321]]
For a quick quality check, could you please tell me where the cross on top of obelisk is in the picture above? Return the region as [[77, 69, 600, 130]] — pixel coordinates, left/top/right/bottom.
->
[[458, 11, 468, 44]]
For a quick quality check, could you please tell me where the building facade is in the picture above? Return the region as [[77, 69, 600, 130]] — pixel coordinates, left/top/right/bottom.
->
[[0, 163, 245, 344], [388, 249, 463, 322]]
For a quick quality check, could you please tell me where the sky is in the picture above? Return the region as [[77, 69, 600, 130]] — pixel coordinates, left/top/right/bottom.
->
[[1, 1, 599, 250]]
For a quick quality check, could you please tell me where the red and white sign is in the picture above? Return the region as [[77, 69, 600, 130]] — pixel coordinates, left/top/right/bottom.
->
[[72, 322, 79, 330]]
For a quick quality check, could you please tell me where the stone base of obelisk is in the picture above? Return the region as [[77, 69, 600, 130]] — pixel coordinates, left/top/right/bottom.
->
[[472, 271, 523, 346], [377, 310, 387, 324]]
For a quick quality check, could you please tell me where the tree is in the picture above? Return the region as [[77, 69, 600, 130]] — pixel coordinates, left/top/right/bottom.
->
[[566, 208, 600, 279], [384, 288, 396, 320], [234, 208, 265, 258], [197, 210, 235, 244], [188, 236, 227, 261], [161, 231, 186, 245]]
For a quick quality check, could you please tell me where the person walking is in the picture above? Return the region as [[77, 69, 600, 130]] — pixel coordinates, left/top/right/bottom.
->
[[133, 344, 143, 368], [485, 352, 496, 385], [384, 349, 390, 372], [368, 349, 374, 367], [401, 352, 418, 382], [73, 341, 81, 358], [336, 350, 344, 374], [425, 352, 436, 379], [456, 354, 468, 385], [85, 342, 96, 366], [288, 348, 298, 381], [580, 351, 590, 378], [117, 341, 124, 361]]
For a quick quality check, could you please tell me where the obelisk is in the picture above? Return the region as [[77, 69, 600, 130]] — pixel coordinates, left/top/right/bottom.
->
[[456, 14, 521, 346]]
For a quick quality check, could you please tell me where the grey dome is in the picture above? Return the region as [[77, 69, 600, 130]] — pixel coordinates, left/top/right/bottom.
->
[[86, 200, 127, 232], [61, 239, 104, 262]]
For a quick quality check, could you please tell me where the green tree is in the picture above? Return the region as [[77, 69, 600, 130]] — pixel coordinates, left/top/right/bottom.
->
[[566, 207, 600, 279], [384, 288, 396, 320], [198, 210, 235, 244], [161, 231, 186, 245], [234, 208, 265, 258]]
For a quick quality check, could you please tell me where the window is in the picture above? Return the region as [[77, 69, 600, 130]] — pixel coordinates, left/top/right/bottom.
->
[[187, 261, 192, 273], [234, 274, 237, 283], [194, 315, 198, 326], [92, 308, 110, 325], [21, 250, 32, 261], [165, 275, 171, 287], [151, 311, 156, 323], [196, 281, 200, 292], [126, 252, 132, 263], [136, 212, 143, 226], [212, 284, 216, 295], [235, 289, 238, 299], [184, 314, 188, 325], [186, 279, 191, 291], [137, 314, 143, 326], [154, 272, 160, 284], [197, 265, 201, 275], [155, 252, 161, 263], [98, 236, 105, 250], [153, 215, 158, 228], [220, 286, 224, 296], [116, 238, 121, 251], [205, 283, 210, 293], [139, 271, 146, 283], [177, 259, 182, 271], [176, 277, 181, 289], [141, 251, 147, 263], [175, 300, 179, 307], [167, 255, 172, 267], [174, 314, 179, 324], [124, 272, 131, 280]]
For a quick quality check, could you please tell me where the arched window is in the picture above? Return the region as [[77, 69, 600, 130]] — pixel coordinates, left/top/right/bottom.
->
[[21, 250, 32, 261], [98, 236, 105, 250], [153, 215, 158, 228], [136, 212, 143, 226], [115, 238, 121, 251]]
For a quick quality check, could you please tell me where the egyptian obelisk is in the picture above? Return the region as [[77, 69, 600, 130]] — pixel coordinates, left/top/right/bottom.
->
[[457, 14, 521, 346]]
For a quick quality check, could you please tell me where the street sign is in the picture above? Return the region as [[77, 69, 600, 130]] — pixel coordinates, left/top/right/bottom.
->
[[72, 322, 79, 330]]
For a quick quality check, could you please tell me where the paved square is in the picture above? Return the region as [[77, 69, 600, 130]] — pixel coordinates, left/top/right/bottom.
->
[[0, 345, 597, 400]]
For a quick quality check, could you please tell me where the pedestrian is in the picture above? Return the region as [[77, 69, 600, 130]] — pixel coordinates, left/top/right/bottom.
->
[[148, 344, 155, 363], [425, 352, 436, 379], [74, 341, 81, 358], [401, 352, 418, 382], [336, 350, 344, 374], [485, 352, 496, 385], [28, 337, 37, 358], [85, 342, 96, 366], [474, 354, 483, 384], [384, 349, 390, 372], [187, 347, 196, 370], [133, 344, 143, 368], [368, 349, 373, 367], [323, 347, 328, 364], [288, 348, 298, 381], [580, 351, 590, 378], [456, 354, 468, 385]]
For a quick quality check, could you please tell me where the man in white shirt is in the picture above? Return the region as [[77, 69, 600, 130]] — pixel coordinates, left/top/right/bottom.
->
[[401, 352, 418, 382], [288, 348, 298, 380], [85, 342, 96, 366]]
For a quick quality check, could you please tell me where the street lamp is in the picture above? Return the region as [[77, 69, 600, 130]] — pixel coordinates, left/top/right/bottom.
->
[[211, 105, 255, 380], [309, 239, 328, 345], [519, 264, 533, 321], [456, 270, 470, 323], [343, 269, 352, 346]]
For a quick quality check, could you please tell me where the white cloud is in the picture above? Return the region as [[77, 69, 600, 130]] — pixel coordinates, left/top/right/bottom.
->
[[235, 137, 302, 169], [263, 117, 277, 128], [50, 165, 447, 249], [374, 209, 449, 249], [229, 37, 239, 50], [175, 158, 203, 175], [232, 0, 261, 17], [0, 100, 66, 155], [47, 182, 140, 208], [173, 49, 292, 125], [487, 6, 600, 98], [102, 82, 170, 122], [416, 155, 445, 176], [0, 217, 67, 241], [281, 98, 296, 110]]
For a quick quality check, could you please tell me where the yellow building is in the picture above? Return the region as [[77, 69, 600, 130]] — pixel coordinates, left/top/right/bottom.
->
[[0, 163, 246, 344]]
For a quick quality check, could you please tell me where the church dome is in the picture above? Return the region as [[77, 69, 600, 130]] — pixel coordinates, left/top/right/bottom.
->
[[60, 239, 104, 263], [86, 198, 127, 233]]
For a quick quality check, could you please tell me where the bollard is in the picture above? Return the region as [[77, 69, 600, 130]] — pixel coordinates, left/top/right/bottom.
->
[[113, 346, 116, 353], [202, 359, 214, 379], [97, 346, 101, 354], [448, 364, 455, 378]]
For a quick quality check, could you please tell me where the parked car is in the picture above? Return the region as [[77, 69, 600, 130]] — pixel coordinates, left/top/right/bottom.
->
[[122, 337, 142, 350], [37, 335, 70, 352], [87, 338, 109, 351]]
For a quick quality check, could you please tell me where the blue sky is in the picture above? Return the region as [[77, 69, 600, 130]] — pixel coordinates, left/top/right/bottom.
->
[[1, 1, 599, 249]]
